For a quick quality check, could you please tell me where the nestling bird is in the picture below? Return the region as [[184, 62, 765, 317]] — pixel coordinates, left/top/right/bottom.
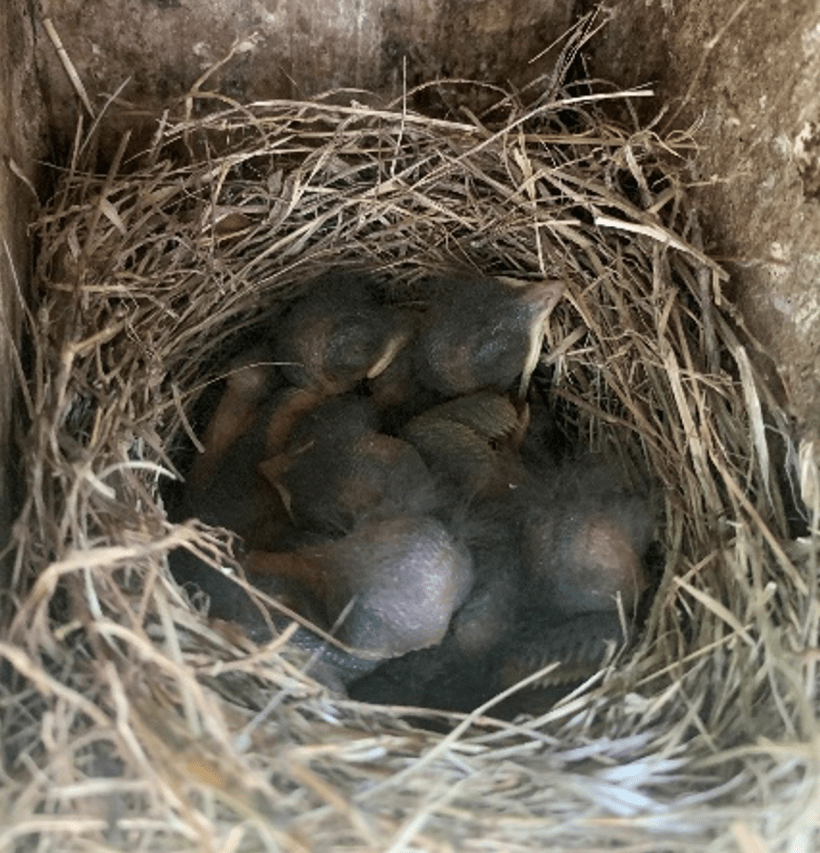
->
[[401, 390, 528, 502], [166, 545, 390, 689], [495, 609, 629, 691], [259, 395, 439, 534], [411, 275, 563, 398], [488, 608, 631, 718], [167, 544, 275, 644], [175, 386, 321, 552], [349, 459, 652, 713], [351, 607, 630, 715], [170, 265, 659, 716], [271, 272, 413, 396], [519, 460, 653, 619], [347, 498, 523, 710], [447, 499, 524, 658], [245, 514, 474, 658], [261, 385, 328, 458], [175, 425, 289, 551]]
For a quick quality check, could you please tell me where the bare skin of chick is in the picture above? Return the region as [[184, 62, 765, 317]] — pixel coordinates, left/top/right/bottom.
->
[[245, 514, 474, 658]]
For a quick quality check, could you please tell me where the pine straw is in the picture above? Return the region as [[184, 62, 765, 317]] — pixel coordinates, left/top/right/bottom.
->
[[3, 75, 820, 852]]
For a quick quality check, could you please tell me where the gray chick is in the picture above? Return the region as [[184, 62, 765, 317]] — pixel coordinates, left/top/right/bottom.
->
[[245, 514, 474, 658], [271, 271, 413, 396], [412, 275, 563, 398], [260, 395, 439, 535], [519, 460, 654, 620]]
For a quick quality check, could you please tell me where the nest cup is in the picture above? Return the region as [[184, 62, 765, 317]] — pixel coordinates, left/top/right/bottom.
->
[[5, 73, 820, 850]]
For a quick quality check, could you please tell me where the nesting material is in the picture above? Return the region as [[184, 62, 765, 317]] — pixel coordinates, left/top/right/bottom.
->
[[4, 66, 820, 852]]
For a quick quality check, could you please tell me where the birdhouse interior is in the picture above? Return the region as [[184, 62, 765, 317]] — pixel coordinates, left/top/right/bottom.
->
[[2, 2, 819, 850]]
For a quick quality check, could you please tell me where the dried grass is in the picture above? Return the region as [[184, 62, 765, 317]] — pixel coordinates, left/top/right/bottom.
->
[[3, 61, 820, 852]]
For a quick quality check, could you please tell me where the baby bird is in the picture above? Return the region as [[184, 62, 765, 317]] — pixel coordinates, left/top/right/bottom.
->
[[245, 514, 474, 658], [349, 502, 639, 715], [353, 460, 651, 713], [167, 545, 398, 690], [271, 271, 413, 396], [487, 609, 631, 718], [347, 497, 524, 711], [401, 390, 528, 503], [411, 275, 563, 398], [495, 609, 629, 692], [447, 500, 524, 658], [519, 461, 653, 620], [167, 545, 275, 644], [261, 385, 328, 458], [260, 395, 439, 535], [171, 267, 658, 715]]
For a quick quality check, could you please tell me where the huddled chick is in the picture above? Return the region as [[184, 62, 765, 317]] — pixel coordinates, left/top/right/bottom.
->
[[261, 395, 438, 535], [403, 275, 563, 399], [272, 272, 414, 395], [246, 514, 473, 657], [170, 268, 657, 715]]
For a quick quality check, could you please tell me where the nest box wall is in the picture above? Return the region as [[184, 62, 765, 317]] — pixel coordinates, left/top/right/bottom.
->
[[35, 0, 576, 150], [0, 2, 45, 588], [586, 0, 820, 438]]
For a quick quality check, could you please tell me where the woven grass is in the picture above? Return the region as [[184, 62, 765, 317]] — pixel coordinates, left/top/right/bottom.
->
[[3, 53, 820, 852]]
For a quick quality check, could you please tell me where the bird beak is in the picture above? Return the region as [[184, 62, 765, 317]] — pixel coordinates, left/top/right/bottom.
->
[[517, 280, 565, 399], [366, 321, 414, 379]]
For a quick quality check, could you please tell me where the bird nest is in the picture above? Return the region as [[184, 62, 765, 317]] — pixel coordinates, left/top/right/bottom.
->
[[4, 67, 820, 851]]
